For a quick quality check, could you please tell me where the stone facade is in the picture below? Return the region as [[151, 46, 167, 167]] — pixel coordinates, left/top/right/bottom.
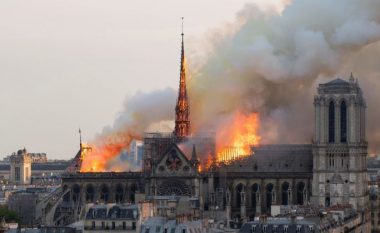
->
[[311, 76, 368, 209], [9, 148, 32, 185]]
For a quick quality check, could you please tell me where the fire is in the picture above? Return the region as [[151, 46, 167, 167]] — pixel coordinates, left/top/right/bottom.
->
[[215, 111, 261, 163], [80, 133, 141, 172]]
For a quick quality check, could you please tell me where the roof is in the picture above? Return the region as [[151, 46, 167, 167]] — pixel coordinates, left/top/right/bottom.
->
[[220, 144, 313, 174], [324, 78, 350, 85], [318, 76, 361, 95], [239, 218, 318, 233], [85, 204, 138, 220]]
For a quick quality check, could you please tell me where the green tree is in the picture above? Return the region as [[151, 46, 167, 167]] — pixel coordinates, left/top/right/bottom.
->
[[0, 205, 19, 222]]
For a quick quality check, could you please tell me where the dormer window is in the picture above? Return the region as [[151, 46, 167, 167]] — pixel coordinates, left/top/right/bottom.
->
[[252, 225, 256, 233]]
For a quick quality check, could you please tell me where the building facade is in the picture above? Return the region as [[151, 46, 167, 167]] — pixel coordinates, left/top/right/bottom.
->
[[9, 149, 32, 185], [312, 75, 368, 209]]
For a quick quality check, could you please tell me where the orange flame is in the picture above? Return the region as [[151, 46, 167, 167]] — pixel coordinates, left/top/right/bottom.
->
[[215, 111, 261, 164], [80, 133, 141, 172]]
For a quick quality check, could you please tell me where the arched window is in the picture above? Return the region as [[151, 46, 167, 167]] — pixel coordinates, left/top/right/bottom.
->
[[86, 184, 95, 202], [281, 182, 289, 205], [296, 182, 305, 205], [235, 184, 244, 207], [115, 184, 124, 203], [329, 101, 335, 143], [266, 183, 274, 213], [251, 184, 259, 209], [100, 184, 109, 203], [340, 101, 347, 143], [72, 184, 81, 203]]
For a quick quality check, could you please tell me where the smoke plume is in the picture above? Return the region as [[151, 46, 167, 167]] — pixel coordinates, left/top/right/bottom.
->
[[80, 88, 176, 171], [188, 0, 380, 154], [84, 0, 380, 171]]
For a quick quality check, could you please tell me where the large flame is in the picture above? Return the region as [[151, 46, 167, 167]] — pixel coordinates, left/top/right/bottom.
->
[[80, 133, 141, 172], [215, 111, 261, 164]]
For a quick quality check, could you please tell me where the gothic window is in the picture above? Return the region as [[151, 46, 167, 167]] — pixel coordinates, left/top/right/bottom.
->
[[86, 184, 95, 202], [251, 184, 259, 209], [296, 182, 305, 205], [281, 182, 289, 205], [72, 184, 81, 203], [115, 184, 124, 203], [341, 101, 347, 143], [100, 184, 109, 203], [266, 183, 274, 212], [235, 184, 244, 207], [329, 101, 335, 143], [157, 180, 191, 196]]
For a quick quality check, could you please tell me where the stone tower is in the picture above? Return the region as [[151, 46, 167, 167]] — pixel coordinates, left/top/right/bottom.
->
[[10, 148, 32, 185], [311, 74, 368, 209], [174, 20, 191, 140]]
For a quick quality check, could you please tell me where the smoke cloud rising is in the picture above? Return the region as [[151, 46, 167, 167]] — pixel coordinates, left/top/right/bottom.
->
[[86, 0, 380, 171], [188, 0, 380, 154]]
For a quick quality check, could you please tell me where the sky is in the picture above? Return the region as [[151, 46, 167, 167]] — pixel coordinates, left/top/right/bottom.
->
[[0, 0, 265, 159]]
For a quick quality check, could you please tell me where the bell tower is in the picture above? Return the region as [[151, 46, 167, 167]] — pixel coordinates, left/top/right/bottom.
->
[[311, 74, 368, 209], [174, 18, 191, 140]]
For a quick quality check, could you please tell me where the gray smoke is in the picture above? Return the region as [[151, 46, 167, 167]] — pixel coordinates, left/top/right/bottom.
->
[[188, 0, 380, 154]]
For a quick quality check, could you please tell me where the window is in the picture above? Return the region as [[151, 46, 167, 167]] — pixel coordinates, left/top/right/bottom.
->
[[329, 101, 335, 143], [252, 225, 256, 233], [284, 226, 288, 233], [123, 222, 126, 230], [170, 207, 175, 213], [112, 222, 115, 230], [340, 101, 347, 142], [263, 225, 267, 233], [273, 225, 278, 233], [101, 221, 105, 229], [309, 226, 314, 233], [15, 167, 20, 181], [296, 225, 301, 233], [182, 229, 186, 233], [91, 221, 95, 229]]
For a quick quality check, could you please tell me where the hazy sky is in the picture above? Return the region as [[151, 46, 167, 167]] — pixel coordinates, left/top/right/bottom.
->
[[0, 0, 259, 159]]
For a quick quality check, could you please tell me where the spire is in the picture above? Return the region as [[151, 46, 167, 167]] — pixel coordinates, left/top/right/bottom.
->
[[349, 72, 355, 83], [190, 144, 200, 169], [191, 144, 197, 161], [79, 128, 82, 150], [174, 17, 191, 139], [180, 17, 185, 76]]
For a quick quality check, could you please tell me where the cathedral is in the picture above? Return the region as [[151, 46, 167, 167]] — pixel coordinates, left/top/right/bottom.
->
[[55, 30, 369, 225]]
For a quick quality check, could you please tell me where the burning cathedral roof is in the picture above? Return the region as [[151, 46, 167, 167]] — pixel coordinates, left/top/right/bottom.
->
[[219, 144, 313, 174]]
